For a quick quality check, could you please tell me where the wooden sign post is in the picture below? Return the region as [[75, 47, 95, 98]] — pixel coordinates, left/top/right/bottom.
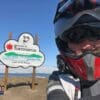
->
[[32, 34, 38, 90], [4, 32, 12, 91], [32, 67, 36, 90]]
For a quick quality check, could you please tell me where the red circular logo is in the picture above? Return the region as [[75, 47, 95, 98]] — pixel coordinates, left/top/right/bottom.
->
[[6, 43, 13, 50]]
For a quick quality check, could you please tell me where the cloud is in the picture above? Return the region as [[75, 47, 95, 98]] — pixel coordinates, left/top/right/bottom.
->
[[0, 33, 45, 68]]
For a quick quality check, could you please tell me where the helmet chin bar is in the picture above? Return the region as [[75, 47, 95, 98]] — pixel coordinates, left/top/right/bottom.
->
[[83, 54, 95, 81], [59, 51, 100, 81]]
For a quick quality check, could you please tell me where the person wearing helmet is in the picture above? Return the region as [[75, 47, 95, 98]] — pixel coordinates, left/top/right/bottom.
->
[[47, 0, 100, 100]]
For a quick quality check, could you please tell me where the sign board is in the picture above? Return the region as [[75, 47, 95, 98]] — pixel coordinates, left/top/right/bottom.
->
[[0, 33, 45, 68]]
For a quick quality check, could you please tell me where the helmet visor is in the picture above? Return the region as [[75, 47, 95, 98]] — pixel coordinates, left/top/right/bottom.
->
[[62, 26, 100, 59], [62, 25, 100, 43]]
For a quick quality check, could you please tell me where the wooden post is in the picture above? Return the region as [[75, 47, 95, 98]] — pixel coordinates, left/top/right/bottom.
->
[[32, 34, 38, 90], [32, 67, 36, 90], [34, 34, 38, 45], [4, 32, 12, 91], [4, 66, 8, 91]]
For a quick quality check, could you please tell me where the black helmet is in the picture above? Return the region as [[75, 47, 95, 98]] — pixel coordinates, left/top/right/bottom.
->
[[54, 0, 100, 39], [54, 0, 100, 80]]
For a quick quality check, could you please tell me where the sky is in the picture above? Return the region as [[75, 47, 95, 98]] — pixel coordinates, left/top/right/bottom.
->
[[0, 0, 59, 73]]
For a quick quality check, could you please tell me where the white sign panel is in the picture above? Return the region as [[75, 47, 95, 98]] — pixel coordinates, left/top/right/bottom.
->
[[0, 33, 45, 68]]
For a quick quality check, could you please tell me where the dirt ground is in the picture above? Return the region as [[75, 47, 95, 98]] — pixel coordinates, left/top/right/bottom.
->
[[0, 77, 48, 100]]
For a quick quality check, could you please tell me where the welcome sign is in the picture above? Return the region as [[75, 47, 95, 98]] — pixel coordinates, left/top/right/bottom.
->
[[0, 33, 45, 68]]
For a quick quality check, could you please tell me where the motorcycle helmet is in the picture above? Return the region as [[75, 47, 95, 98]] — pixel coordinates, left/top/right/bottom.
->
[[54, 0, 100, 81]]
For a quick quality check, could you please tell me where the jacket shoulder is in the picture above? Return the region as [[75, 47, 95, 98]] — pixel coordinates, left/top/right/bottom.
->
[[47, 71, 70, 100]]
